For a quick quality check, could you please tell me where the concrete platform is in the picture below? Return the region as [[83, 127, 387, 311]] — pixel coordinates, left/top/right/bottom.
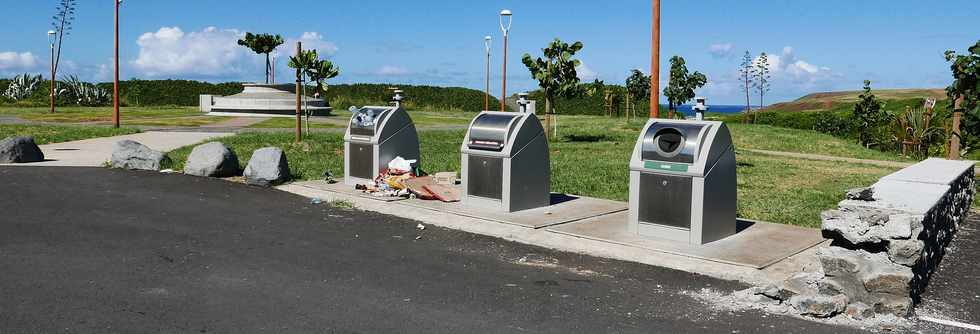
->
[[292, 180, 626, 227], [547, 211, 825, 269], [292, 181, 406, 202], [402, 193, 627, 229]]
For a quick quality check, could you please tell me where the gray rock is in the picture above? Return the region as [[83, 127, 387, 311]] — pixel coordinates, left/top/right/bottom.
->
[[184, 142, 240, 177], [861, 263, 914, 295], [0, 136, 44, 163], [790, 293, 848, 318], [817, 247, 864, 276], [762, 272, 822, 301], [887, 239, 924, 267], [845, 302, 874, 320], [880, 214, 913, 239], [243, 147, 290, 187], [872, 294, 913, 317], [846, 187, 875, 201], [822, 208, 918, 245], [110, 140, 170, 171]]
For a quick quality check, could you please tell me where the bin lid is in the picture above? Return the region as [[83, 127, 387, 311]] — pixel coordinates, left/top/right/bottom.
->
[[467, 113, 521, 151], [640, 123, 709, 164]]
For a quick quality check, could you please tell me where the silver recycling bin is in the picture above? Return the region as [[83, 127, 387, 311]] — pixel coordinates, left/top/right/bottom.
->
[[344, 106, 420, 185], [460, 111, 550, 212], [627, 119, 737, 245]]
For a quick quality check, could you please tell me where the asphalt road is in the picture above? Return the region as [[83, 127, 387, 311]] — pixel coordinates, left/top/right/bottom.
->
[[0, 167, 915, 333]]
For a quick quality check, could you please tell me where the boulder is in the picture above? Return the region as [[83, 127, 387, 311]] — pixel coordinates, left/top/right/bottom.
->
[[790, 294, 848, 318], [110, 140, 170, 171], [845, 302, 874, 320], [243, 147, 290, 186], [0, 136, 44, 163], [184, 142, 240, 177], [861, 264, 914, 295], [845, 187, 875, 201]]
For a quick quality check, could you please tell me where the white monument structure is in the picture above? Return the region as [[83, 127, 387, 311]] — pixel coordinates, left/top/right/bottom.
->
[[200, 83, 332, 117]]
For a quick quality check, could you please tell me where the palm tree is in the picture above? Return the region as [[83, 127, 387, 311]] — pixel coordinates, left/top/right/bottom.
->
[[237, 32, 284, 84], [288, 50, 341, 105]]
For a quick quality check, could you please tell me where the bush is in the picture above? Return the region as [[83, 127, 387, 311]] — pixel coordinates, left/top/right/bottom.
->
[[326, 83, 498, 112], [813, 111, 855, 137]]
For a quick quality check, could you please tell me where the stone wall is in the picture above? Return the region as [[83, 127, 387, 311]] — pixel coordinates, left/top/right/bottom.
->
[[746, 158, 975, 319]]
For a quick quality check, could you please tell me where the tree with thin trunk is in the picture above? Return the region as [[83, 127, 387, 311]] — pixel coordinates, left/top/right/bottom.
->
[[625, 69, 650, 120], [521, 38, 584, 139], [50, 0, 76, 113], [663, 55, 707, 119], [738, 51, 754, 123], [753, 52, 771, 110], [238, 32, 285, 84], [944, 40, 980, 156]]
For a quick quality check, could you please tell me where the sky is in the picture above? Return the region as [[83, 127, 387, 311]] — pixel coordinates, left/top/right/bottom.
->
[[0, 0, 977, 105]]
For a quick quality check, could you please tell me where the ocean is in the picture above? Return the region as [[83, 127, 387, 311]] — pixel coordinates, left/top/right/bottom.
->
[[675, 104, 750, 115]]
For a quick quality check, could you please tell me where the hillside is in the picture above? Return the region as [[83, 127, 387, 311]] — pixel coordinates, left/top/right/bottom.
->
[[761, 88, 947, 113]]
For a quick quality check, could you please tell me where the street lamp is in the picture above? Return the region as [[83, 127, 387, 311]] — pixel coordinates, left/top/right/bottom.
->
[[113, 0, 122, 128], [484, 35, 491, 111], [499, 9, 512, 112], [48, 30, 55, 114]]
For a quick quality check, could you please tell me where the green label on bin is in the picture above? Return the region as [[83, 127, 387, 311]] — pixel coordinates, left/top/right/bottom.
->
[[644, 161, 689, 172]]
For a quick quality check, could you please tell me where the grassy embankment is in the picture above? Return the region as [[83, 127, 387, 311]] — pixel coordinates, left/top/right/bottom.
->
[[168, 115, 900, 228], [0, 106, 230, 127], [0, 124, 139, 145]]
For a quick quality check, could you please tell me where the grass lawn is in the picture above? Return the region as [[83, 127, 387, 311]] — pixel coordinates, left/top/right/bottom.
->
[[168, 116, 903, 228], [0, 106, 231, 127], [0, 124, 140, 145]]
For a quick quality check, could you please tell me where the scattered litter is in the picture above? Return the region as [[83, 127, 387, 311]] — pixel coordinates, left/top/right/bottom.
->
[[433, 172, 458, 185], [310, 197, 323, 205], [415, 235, 422, 240], [387, 156, 417, 175], [505, 283, 518, 287], [322, 169, 337, 184], [159, 169, 176, 174], [416, 224, 426, 230]]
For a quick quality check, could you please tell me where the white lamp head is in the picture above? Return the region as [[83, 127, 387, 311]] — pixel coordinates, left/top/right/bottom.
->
[[47, 30, 56, 35], [499, 9, 513, 34]]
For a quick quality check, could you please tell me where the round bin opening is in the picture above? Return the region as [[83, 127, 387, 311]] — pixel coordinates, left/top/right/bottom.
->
[[654, 128, 685, 157]]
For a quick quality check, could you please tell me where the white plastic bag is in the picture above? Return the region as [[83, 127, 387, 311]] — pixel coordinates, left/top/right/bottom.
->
[[387, 156, 416, 174]]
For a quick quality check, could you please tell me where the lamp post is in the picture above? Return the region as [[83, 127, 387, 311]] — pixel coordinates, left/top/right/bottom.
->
[[499, 9, 512, 111], [113, 0, 122, 128], [484, 35, 492, 111], [48, 30, 55, 114], [649, 0, 660, 118]]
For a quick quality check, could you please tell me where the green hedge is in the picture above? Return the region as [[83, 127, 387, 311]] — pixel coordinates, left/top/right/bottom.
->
[[325, 83, 499, 112]]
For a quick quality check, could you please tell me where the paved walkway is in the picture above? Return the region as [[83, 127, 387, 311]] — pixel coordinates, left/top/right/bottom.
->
[[743, 148, 914, 168], [1, 131, 232, 167]]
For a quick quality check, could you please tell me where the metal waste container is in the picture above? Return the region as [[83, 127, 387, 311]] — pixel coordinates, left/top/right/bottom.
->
[[344, 105, 420, 185], [627, 119, 737, 245], [461, 111, 549, 212]]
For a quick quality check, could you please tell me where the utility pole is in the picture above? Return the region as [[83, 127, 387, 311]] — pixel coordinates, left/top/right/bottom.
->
[[948, 94, 965, 160], [113, 0, 122, 128], [649, 0, 661, 118], [295, 41, 303, 143], [485, 35, 492, 111]]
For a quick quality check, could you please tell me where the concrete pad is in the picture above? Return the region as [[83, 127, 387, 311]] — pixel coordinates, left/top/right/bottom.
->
[[1, 131, 232, 167], [547, 211, 826, 269], [293, 180, 626, 226], [881, 158, 975, 186], [402, 193, 627, 229], [292, 180, 406, 202], [276, 182, 781, 285]]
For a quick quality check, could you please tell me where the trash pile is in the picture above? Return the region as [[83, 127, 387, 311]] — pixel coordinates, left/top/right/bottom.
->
[[354, 156, 461, 202]]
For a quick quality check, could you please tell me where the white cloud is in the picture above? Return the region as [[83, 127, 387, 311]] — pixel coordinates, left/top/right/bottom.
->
[[130, 27, 339, 81], [0, 51, 40, 71], [130, 26, 247, 77], [754, 46, 834, 81], [377, 65, 409, 76], [708, 43, 735, 58], [279, 32, 339, 57], [576, 62, 598, 81]]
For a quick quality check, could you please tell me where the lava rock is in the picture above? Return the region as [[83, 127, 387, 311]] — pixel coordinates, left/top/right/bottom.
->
[[790, 294, 848, 318], [0, 136, 44, 163], [845, 302, 875, 320], [184, 142, 240, 177], [110, 140, 170, 171], [886, 239, 924, 267], [846, 187, 875, 201], [243, 147, 290, 187]]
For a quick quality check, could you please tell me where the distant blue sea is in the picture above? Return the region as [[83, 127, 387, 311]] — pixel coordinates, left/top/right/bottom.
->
[[676, 104, 749, 114]]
